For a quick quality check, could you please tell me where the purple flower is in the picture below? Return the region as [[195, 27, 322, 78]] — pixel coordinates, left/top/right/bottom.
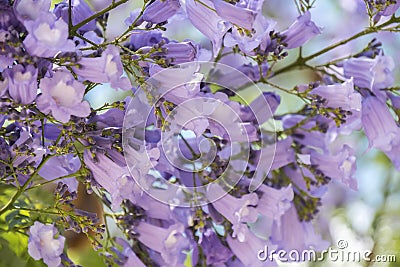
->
[[135, 222, 193, 266], [250, 137, 295, 191], [124, 9, 144, 27], [389, 93, 400, 110], [11, 129, 46, 181], [227, 226, 277, 267], [257, 184, 294, 222], [284, 165, 328, 198], [73, 45, 132, 91], [0, 55, 14, 70], [246, 185, 293, 241], [310, 145, 358, 190], [54, 0, 96, 32], [14, 0, 51, 22], [380, 1, 400, 16], [186, 0, 230, 55], [207, 183, 258, 242], [271, 206, 329, 251], [115, 238, 146, 267], [1, 3, 23, 30], [74, 31, 104, 54], [343, 55, 394, 98], [89, 107, 125, 128], [361, 96, 400, 170], [310, 79, 361, 111], [241, 91, 280, 124], [224, 14, 276, 54], [43, 124, 61, 140], [281, 11, 321, 49], [133, 192, 176, 221], [0, 137, 11, 177], [148, 63, 203, 104], [214, 0, 256, 30], [36, 71, 90, 123], [161, 41, 197, 64], [4, 64, 38, 104], [90, 0, 113, 11], [362, 95, 400, 152], [83, 149, 138, 209], [129, 31, 165, 50], [237, 0, 265, 11], [142, 0, 180, 24], [199, 228, 233, 265], [282, 115, 332, 152], [28, 222, 65, 267], [38, 155, 81, 192], [23, 12, 75, 57], [213, 63, 269, 89]]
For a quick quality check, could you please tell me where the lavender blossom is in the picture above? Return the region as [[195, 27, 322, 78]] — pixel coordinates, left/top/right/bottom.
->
[[124, 9, 144, 27], [23, 12, 75, 57], [199, 228, 233, 265], [214, 0, 256, 30], [54, 0, 96, 32], [135, 222, 194, 266], [28, 222, 65, 267], [247, 185, 293, 241], [310, 79, 361, 111], [0, 137, 11, 177], [361, 95, 400, 152], [83, 149, 137, 209], [4, 64, 38, 104], [129, 31, 165, 50], [73, 45, 132, 91], [148, 63, 203, 104], [36, 71, 90, 123], [250, 137, 296, 191], [38, 155, 81, 192], [380, 1, 400, 16], [224, 14, 276, 54], [227, 226, 277, 267], [281, 11, 321, 49], [241, 91, 280, 124], [207, 183, 258, 242], [257, 184, 294, 222], [272, 206, 329, 251], [282, 115, 333, 152], [343, 55, 394, 99], [11, 129, 46, 185], [89, 107, 125, 128], [142, 0, 180, 24], [186, 0, 230, 55], [162, 41, 197, 64], [310, 145, 358, 190], [14, 0, 51, 22], [115, 238, 146, 267], [214, 63, 269, 89]]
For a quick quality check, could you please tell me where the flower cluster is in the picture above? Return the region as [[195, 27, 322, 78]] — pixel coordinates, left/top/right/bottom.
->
[[0, 0, 399, 266]]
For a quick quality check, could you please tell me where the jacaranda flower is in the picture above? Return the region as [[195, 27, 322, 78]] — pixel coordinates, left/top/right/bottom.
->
[[28, 222, 65, 267], [36, 70, 91, 123], [23, 12, 75, 57]]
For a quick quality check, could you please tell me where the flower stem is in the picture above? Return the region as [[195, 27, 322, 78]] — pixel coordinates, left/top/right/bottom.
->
[[0, 155, 52, 216], [273, 15, 400, 76], [70, 0, 129, 34]]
